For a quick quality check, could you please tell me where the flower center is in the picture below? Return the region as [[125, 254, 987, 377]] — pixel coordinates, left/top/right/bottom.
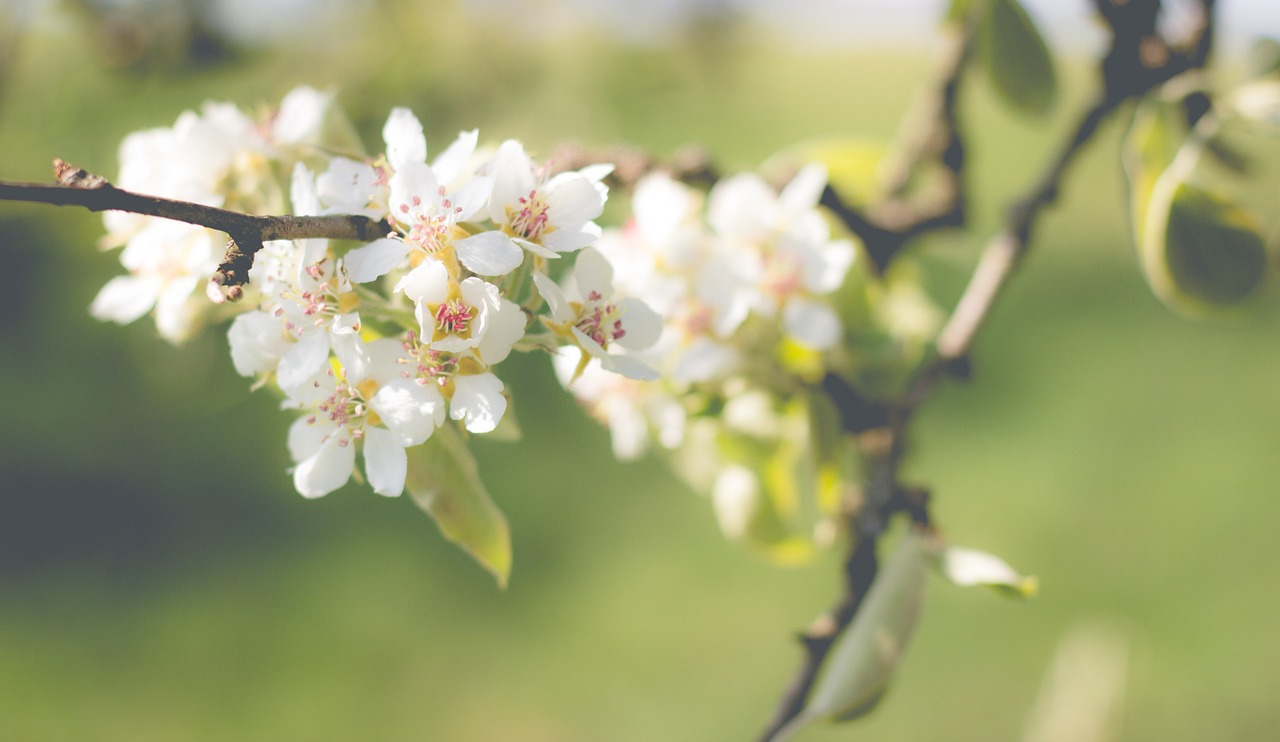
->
[[575, 290, 627, 349], [434, 298, 475, 337], [306, 370, 380, 443], [399, 187, 463, 257], [506, 189, 552, 242]]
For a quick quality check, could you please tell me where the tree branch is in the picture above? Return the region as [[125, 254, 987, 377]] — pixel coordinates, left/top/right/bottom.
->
[[757, 3, 1217, 740], [0, 160, 389, 296]]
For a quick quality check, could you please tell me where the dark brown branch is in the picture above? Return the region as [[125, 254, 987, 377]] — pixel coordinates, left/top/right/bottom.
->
[[0, 160, 389, 295], [758, 3, 1217, 740]]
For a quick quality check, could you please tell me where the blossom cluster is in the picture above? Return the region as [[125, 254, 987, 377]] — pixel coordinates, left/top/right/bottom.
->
[[91, 87, 662, 500], [89, 86, 890, 560]]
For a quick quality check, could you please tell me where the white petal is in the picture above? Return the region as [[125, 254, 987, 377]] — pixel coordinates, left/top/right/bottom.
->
[[388, 161, 440, 223], [227, 311, 285, 377], [431, 129, 478, 186], [542, 225, 600, 253], [362, 426, 408, 497], [382, 107, 427, 171], [90, 275, 159, 324], [533, 272, 572, 322], [277, 331, 331, 392], [546, 172, 605, 227], [708, 173, 777, 242], [615, 297, 662, 351], [783, 297, 841, 350], [450, 175, 494, 222], [672, 339, 736, 383], [805, 238, 856, 294], [273, 86, 332, 145], [601, 353, 660, 381], [343, 238, 409, 284], [478, 298, 526, 365], [370, 379, 442, 445], [289, 162, 321, 216], [513, 237, 560, 258], [293, 430, 356, 498], [287, 415, 330, 462], [779, 162, 827, 215], [573, 247, 614, 299], [451, 373, 507, 433], [394, 259, 450, 304], [454, 231, 523, 276]]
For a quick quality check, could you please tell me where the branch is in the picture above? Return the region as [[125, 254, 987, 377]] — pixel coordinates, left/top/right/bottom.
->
[[0, 160, 389, 296], [758, 3, 1218, 739]]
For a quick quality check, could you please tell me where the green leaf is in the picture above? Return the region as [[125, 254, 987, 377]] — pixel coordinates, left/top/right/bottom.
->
[[936, 545, 1037, 598], [978, 0, 1057, 117], [1141, 178, 1269, 314], [1123, 97, 1186, 249], [775, 529, 929, 739], [1246, 37, 1280, 80], [405, 424, 512, 588]]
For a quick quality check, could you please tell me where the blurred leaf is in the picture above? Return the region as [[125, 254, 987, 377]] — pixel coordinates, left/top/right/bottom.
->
[[1141, 178, 1269, 314], [977, 0, 1057, 117], [936, 545, 1037, 597], [777, 529, 929, 739], [1123, 96, 1184, 253], [1245, 37, 1280, 80], [945, 0, 977, 24], [405, 424, 512, 588]]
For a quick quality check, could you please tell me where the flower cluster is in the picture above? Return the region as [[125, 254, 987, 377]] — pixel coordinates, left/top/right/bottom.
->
[[89, 87, 908, 565], [92, 88, 661, 501], [554, 169, 861, 553]]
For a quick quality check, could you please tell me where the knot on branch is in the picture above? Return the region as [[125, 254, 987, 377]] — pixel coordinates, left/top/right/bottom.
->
[[53, 159, 109, 190], [209, 237, 255, 303]]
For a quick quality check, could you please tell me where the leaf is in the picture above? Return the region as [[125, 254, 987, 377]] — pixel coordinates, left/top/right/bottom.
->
[[936, 545, 1037, 598], [775, 529, 929, 739], [405, 424, 512, 587], [978, 0, 1057, 117], [1245, 37, 1280, 80], [1141, 178, 1269, 314], [1123, 97, 1186, 249]]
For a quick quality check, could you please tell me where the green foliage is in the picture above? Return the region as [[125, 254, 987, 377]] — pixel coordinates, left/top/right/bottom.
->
[[1125, 91, 1273, 316], [779, 529, 929, 738], [975, 0, 1058, 117], [405, 424, 512, 587]]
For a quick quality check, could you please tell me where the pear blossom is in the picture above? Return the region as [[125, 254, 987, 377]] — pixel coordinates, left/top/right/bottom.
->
[[398, 335, 512, 434], [707, 164, 856, 350], [481, 139, 610, 259], [392, 259, 525, 358], [534, 247, 663, 381], [90, 219, 222, 343], [287, 334, 444, 498]]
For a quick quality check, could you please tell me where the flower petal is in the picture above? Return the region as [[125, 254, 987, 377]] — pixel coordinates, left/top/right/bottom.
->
[[363, 426, 408, 497], [454, 231, 523, 276], [343, 238, 409, 284], [451, 373, 507, 433], [383, 107, 426, 172], [370, 378, 442, 445], [431, 129, 478, 186], [783, 297, 841, 350], [615, 297, 663, 351], [533, 272, 572, 322], [292, 430, 355, 499], [277, 330, 331, 392]]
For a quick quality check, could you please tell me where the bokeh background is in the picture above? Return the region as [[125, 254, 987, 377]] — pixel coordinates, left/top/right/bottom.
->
[[2, 1, 1280, 740]]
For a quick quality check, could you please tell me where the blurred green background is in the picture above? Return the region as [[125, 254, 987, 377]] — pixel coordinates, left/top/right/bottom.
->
[[2, 1, 1280, 740]]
